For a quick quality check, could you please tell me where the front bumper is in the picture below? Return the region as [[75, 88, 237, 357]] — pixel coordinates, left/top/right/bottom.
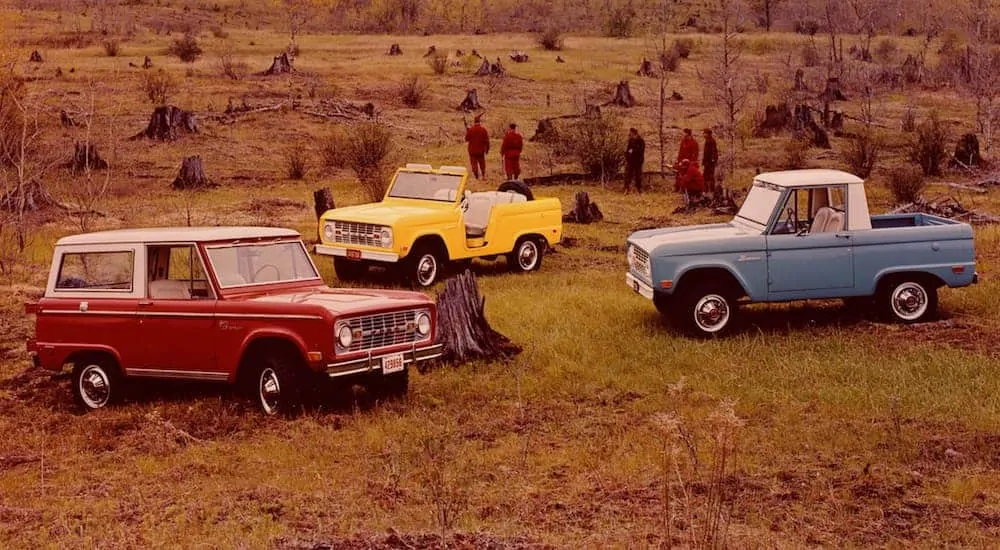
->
[[326, 343, 443, 378], [315, 244, 399, 263], [626, 272, 654, 300]]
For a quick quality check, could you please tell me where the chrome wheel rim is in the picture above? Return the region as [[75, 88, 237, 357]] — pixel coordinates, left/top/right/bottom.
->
[[259, 367, 281, 415], [518, 241, 539, 270], [416, 254, 437, 286], [78, 364, 111, 409], [891, 282, 928, 321], [694, 294, 730, 333]]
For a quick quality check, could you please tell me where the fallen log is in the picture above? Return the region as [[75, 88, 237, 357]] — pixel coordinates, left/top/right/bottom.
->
[[889, 196, 1000, 225], [433, 269, 521, 364]]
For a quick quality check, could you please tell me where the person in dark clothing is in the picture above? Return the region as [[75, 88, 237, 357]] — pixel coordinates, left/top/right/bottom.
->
[[465, 114, 490, 179], [702, 128, 719, 193], [624, 127, 646, 193]]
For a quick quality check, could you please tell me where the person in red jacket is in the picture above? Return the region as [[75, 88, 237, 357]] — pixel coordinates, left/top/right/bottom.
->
[[464, 114, 490, 179], [677, 158, 705, 199], [674, 128, 700, 192], [500, 123, 523, 180]]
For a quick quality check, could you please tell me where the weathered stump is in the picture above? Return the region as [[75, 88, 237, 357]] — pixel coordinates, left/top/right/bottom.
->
[[562, 191, 604, 224], [458, 89, 481, 112], [471, 49, 481, 58], [434, 270, 521, 364], [171, 156, 214, 190], [636, 58, 656, 77], [143, 55, 153, 69], [455, 49, 464, 57], [29, 51, 42, 63], [423, 45, 437, 58], [133, 105, 198, 141], [901, 54, 921, 84], [830, 111, 845, 136], [0, 182, 64, 212], [670, 91, 683, 101], [67, 142, 109, 172], [531, 118, 558, 143], [793, 68, 807, 91], [474, 58, 506, 76], [610, 80, 636, 107], [509, 51, 529, 63], [387, 43, 403, 56], [313, 187, 335, 219], [794, 104, 830, 148], [263, 52, 293, 75], [556, 56, 565, 63], [818, 77, 847, 102], [953, 134, 983, 168], [60, 110, 77, 127], [756, 103, 792, 136]]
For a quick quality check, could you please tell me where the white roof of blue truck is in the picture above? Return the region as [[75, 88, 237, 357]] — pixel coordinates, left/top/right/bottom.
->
[[56, 226, 301, 246], [755, 169, 864, 188]]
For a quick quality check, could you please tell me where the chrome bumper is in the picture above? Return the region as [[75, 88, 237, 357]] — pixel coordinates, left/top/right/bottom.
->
[[326, 343, 443, 378], [626, 272, 654, 300], [315, 244, 399, 263]]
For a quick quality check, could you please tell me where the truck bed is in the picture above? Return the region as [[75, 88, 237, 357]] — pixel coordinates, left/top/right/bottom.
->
[[870, 213, 960, 229]]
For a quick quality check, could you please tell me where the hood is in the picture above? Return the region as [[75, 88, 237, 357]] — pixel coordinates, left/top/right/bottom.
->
[[323, 200, 454, 226], [629, 222, 763, 256], [246, 287, 432, 317]]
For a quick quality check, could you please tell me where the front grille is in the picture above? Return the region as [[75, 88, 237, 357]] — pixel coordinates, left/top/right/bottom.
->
[[630, 245, 650, 277], [344, 310, 420, 353], [333, 221, 382, 247]]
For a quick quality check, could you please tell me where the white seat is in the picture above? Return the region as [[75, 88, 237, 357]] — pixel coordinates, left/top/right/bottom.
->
[[464, 194, 495, 237], [149, 279, 192, 299], [812, 207, 844, 233]]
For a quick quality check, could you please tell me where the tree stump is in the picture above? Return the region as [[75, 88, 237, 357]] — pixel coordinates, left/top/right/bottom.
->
[[636, 58, 656, 77], [901, 54, 921, 84], [29, 51, 42, 63], [0, 181, 64, 212], [313, 187, 335, 219], [60, 110, 77, 127], [556, 56, 565, 63], [471, 49, 481, 58], [458, 89, 482, 112], [830, 111, 845, 136], [756, 103, 792, 136], [67, 142, 109, 172], [387, 43, 403, 56], [670, 91, 683, 101], [794, 104, 830, 148], [585, 104, 602, 117], [818, 77, 847, 102], [610, 80, 636, 107], [423, 45, 437, 58], [530, 118, 558, 142], [953, 134, 983, 167], [475, 58, 505, 76], [562, 191, 604, 224], [793, 68, 807, 91], [433, 269, 521, 364], [133, 105, 198, 141], [263, 52, 293, 75], [171, 156, 214, 190], [143, 55, 153, 69], [455, 49, 464, 57], [509, 51, 529, 63]]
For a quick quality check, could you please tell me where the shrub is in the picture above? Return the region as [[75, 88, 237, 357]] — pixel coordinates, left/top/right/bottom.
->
[[537, 27, 564, 51], [102, 39, 120, 57], [874, 38, 898, 64], [801, 42, 820, 67], [842, 131, 881, 179], [427, 53, 448, 75], [320, 127, 349, 169], [887, 164, 926, 203], [217, 48, 248, 80], [398, 75, 428, 107], [142, 69, 175, 104], [794, 18, 820, 36], [672, 38, 694, 59], [284, 147, 308, 180], [605, 7, 636, 38], [0, 78, 27, 167], [323, 122, 395, 202], [910, 111, 949, 176], [660, 47, 680, 72], [561, 114, 625, 180], [783, 137, 810, 169], [168, 33, 202, 62]]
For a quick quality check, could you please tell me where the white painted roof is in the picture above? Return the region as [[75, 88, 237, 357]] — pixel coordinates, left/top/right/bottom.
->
[[755, 169, 864, 188], [56, 226, 301, 246]]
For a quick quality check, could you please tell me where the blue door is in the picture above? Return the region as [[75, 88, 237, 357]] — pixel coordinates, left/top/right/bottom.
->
[[766, 233, 855, 294]]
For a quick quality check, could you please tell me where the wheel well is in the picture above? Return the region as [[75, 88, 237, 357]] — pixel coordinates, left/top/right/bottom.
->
[[675, 267, 747, 299], [411, 234, 449, 261], [65, 350, 119, 372], [876, 271, 946, 293], [236, 337, 304, 386], [517, 233, 547, 247]]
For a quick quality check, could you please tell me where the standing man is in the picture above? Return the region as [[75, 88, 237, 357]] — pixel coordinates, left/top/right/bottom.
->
[[675, 128, 699, 192], [500, 122, 523, 180], [624, 127, 646, 194], [702, 128, 719, 194], [465, 114, 490, 179]]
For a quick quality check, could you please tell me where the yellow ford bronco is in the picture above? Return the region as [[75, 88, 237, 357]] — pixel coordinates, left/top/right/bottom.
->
[[316, 164, 563, 287]]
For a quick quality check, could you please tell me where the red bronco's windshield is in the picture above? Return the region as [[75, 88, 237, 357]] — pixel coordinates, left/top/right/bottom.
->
[[205, 240, 320, 288]]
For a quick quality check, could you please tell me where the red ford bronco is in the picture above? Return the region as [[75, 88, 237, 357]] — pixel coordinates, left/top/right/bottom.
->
[[25, 227, 442, 415]]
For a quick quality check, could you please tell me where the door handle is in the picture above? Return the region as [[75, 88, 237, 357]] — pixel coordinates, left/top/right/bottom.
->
[[139, 299, 153, 306], [835, 233, 850, 239]]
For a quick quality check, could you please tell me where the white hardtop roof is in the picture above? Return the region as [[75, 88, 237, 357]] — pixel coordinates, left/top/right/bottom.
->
[[754, 169, 864, 188], [56, 226, 301, 246]]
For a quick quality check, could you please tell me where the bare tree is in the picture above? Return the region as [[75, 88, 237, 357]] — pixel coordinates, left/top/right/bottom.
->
[[277, 0, 319, 45], [962, 0, 1000, 152], [67, 78, 120, 232], [752, 0, 785, 31]]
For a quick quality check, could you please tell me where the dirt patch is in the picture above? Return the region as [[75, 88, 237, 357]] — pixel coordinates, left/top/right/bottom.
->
[[864, 318, 1000, 360], [276, 531, 554, 550]]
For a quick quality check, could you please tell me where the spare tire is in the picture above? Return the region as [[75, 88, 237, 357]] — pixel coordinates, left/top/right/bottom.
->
[[497, 180, 534, 201]]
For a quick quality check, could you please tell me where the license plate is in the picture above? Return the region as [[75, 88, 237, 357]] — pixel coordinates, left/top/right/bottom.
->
[[382, 353, 405, 374], [346, 249, 362, 260]]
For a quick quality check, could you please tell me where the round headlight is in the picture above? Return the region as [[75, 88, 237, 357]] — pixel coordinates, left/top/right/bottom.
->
[[337, 324, 353, 348], [323, 223, 335, 240], [379, 227, 393, 248], [416, 312, 431, 336]]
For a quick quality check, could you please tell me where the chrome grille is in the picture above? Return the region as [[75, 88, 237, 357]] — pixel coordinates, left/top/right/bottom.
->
[[629, 245, 650, 277], [333, 221, 381, 247], [345, 310, 420, 353]]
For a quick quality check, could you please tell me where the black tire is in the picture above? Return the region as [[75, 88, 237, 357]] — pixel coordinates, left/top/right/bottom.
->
[[508, 236, 544, 272], [497, 180, 534, 200], [248, 353, 304, 417], [71, 356, 123, 412], [653, 292, 673, 316], [673, 283, 739, 338], [369, 369, 409, 401], [878, 277, 938, 324], [333, 257, 367, 282], [405, 244, 445, 288]]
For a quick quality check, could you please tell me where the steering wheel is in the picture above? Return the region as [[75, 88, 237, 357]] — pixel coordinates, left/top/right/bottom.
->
[[251, 263, 280, 283], [460, 196, 469, 213], [785, 207, 798, 233]]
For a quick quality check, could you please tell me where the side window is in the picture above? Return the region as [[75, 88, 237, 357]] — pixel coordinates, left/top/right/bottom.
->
[[147, 245, 213, 299], [56, 251, 134, 291], [771, 190, 809, 235], [828, 186, 846, 211]]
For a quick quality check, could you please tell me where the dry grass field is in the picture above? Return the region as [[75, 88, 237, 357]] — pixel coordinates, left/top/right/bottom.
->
[[2, 3, 1000, 549]]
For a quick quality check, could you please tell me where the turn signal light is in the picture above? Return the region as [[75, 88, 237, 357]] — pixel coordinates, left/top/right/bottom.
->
[[659, 280, 673, 289], [307, 351, 323, 362], [952, 266, 966, 274]]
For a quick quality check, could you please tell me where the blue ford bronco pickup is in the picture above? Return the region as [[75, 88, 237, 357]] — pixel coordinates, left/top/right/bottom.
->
[[626, 169, 979, 337]]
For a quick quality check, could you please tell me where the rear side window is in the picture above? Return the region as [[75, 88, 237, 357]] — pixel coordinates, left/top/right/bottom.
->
[[56, 251, 134, 291]]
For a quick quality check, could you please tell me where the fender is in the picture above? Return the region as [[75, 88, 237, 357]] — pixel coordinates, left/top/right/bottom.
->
[[229, 327, 311, 382], [40, 343, 124, 372], [673, 260, 757, 299]]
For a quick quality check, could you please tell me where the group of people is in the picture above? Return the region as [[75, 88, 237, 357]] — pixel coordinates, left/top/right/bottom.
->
[[623, 127, 719, 198], [464, 115, 523, 181]]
